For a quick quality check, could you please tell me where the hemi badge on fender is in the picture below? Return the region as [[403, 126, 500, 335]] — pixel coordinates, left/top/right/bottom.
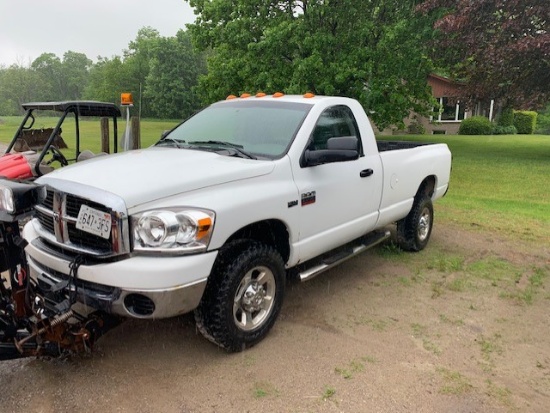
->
[[288, 200, 298, 208], [301, 191, 316, 206]]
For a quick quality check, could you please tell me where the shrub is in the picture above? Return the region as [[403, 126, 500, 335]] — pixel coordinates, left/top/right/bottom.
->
[[535, 104, 550, 134], [492, 125, 517, 135], [497, 107, 514, 127], [459, 116, 493, 135], [407, 119, 426, 134], [513, 111, 537, 134], [536, 115, 550, 134]]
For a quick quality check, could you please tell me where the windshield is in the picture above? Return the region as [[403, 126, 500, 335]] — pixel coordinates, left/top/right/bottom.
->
[[160, 100, 311, 158]]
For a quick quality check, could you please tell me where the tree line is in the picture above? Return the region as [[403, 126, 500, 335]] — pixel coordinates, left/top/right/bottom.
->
[[0, 0, 548, 129], [0, 28, 206, 119]]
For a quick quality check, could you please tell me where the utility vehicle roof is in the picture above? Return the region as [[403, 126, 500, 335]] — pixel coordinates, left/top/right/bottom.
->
[[21, 101, 121, 117]]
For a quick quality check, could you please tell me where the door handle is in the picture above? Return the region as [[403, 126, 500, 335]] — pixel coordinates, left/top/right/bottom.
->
[[360, 169, 374, 178]]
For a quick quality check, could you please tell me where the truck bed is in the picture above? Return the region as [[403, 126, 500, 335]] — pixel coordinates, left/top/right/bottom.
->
[[376, 140, 431, 152]]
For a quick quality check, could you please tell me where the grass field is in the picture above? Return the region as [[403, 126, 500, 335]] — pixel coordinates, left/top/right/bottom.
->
[[1, 115, 549, 244], [0, 116, 179, 153], [381, 134, 550, 245]]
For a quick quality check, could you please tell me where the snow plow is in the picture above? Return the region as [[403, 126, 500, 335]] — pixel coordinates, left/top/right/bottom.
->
[[0, 179, 121, 360]]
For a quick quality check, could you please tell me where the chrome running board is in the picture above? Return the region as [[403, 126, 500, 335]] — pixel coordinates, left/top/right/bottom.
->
[[297, 230, 391, 282]]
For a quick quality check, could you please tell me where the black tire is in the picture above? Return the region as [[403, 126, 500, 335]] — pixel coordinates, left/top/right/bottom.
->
[[396, 195, 434, 252], [194, 241, 285, 352]]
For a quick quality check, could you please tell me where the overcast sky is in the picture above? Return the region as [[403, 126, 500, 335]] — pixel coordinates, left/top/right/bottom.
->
[[0, 0, 196, 66]]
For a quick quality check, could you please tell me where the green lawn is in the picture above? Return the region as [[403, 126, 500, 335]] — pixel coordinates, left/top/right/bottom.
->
[[0, 116, 179, 153], [1, 115, 548, 244], [381, 134, 550, 244]]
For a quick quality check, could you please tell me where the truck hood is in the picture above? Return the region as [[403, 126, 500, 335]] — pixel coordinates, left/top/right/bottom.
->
[[37, 147, 275, 208]]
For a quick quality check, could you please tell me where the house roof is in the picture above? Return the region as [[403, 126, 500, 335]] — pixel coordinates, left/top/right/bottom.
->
[[428, 74, 465, 98]]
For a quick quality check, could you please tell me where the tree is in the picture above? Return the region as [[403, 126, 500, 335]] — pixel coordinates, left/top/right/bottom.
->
[[83, 29, 159, 112], [84, 28, 206, 118], [61, 51, 92, 100], [186, 0, 437, 129], [124, 27, 161, 117], [0, 64, 49, 114], [31, 53, 62, 100], [0, 69, 18, 115], [31, 52, 92, 101], [417, 0, 550, 109], [84, 56, 134, 104], [145, 30, 206, 119]]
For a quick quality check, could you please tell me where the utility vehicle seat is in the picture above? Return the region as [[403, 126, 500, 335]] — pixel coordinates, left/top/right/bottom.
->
[[77, 150, 108, 162]]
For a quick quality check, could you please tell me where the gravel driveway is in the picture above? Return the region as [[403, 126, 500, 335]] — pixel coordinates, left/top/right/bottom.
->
[[1, 224, 549, 412]]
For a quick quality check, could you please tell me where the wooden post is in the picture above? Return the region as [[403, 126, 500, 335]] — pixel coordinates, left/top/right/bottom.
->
[[100, 117, 110, 153], [130, 116, 141, 149]]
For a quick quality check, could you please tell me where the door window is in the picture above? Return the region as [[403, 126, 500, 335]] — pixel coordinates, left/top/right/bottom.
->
[[309, 106, 361, 151]]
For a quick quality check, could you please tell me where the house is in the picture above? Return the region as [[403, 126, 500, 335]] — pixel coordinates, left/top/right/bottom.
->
[[374, 73, 496, 135]]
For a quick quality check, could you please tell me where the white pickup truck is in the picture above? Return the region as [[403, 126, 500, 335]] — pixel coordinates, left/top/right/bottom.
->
[[22, 94, 451, 351]]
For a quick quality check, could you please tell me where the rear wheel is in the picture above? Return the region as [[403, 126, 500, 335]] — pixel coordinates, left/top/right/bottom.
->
[[195, 241, 285, 352], [396, 195, 434, 252]]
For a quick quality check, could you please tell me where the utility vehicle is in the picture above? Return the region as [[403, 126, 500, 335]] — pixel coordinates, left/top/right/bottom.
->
[[0, 101, 120, 179]]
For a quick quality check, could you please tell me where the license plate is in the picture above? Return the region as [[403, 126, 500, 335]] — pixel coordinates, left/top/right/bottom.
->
[[76, 205, 112, 239]]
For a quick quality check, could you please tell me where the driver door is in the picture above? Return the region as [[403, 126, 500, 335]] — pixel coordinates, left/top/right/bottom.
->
[[291, 105, 383, 262]]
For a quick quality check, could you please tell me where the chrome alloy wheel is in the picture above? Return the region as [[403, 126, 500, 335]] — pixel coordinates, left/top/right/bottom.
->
[[233, 265, 276, 332], [417, 206, 431, 242]]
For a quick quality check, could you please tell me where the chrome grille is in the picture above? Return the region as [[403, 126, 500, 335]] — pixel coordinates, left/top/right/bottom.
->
[[42, 190, 54, 209], [67, 224, 112, 251], [36, 208, 55, 233], [66, 194, 109, 217], [33, 184, 130, 258]]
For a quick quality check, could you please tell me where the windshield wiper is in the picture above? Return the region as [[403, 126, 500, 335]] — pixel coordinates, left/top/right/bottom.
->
[[188, 140, 257, 159], [155, 138, 186, 148]]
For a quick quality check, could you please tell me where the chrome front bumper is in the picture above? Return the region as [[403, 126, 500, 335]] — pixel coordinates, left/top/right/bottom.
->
[[27, 256, 208, 319], [24, 223, 217, 319]]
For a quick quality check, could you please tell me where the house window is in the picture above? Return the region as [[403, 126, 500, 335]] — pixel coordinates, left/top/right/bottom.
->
[[435, 97, 465, 122]]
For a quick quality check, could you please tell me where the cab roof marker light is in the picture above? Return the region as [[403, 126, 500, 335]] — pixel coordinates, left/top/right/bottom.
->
[[256, 92, 266, 97], [273, 92, 284, 98], [303, 92, 315, 98], [240, 93, 251, 98], [226, 95, 237, 100]]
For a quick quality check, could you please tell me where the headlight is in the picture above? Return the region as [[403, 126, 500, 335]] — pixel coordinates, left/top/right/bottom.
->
[[0, 179, 46, 222], [132, 208, 215, 254], [0, 187, 15, 213]]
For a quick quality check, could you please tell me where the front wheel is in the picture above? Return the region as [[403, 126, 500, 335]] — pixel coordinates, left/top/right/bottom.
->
[[194, 241, 285, 352], [396, 195, 434, 252]]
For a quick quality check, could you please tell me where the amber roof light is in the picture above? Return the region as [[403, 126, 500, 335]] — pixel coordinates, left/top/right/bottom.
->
[[121, 93, 134, 106]]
